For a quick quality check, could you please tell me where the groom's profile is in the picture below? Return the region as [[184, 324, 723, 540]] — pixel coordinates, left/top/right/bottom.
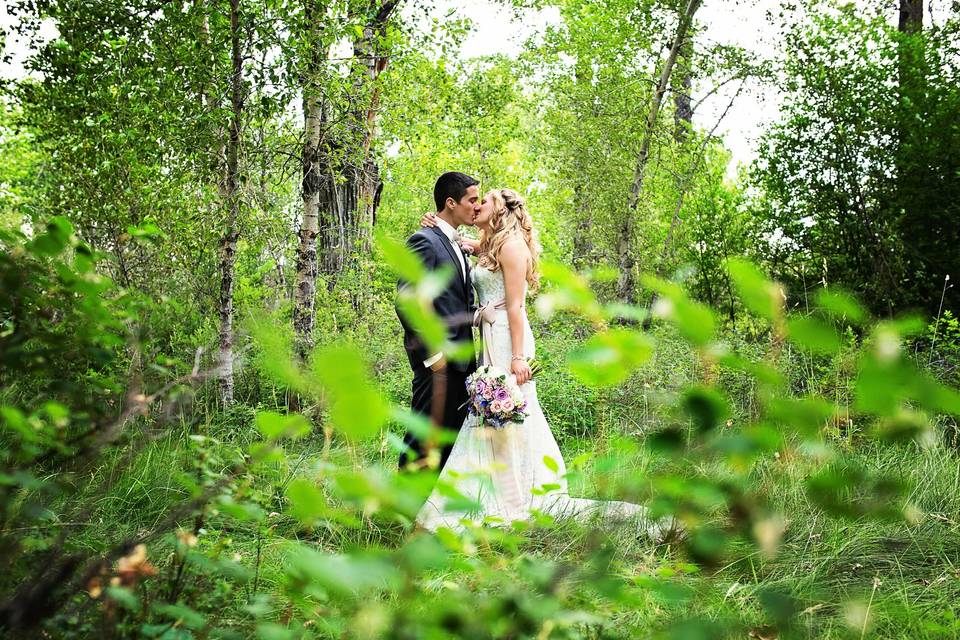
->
[[396, 171, 480, 470]]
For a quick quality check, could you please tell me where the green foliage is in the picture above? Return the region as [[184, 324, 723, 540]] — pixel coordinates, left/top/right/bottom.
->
[[753, 0, 960, 316], [2, 0, 959, 637]]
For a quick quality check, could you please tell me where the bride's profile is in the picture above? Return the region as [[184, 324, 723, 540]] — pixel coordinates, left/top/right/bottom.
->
[[414, 188, 672, 539]]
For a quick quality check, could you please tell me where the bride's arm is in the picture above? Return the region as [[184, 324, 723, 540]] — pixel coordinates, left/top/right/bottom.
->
[[419, 212, 481, 255], [500, 239, 533, 385]]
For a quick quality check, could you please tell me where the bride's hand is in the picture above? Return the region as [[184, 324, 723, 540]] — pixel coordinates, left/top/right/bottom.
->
[[419, 212, 438, 228], [459, 237, 480, 255], [511, 358, 532, 385]]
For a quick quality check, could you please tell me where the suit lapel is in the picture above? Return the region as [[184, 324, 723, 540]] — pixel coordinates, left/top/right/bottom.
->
[[462, 247, 472, 300], [429, 226, 466, 286]]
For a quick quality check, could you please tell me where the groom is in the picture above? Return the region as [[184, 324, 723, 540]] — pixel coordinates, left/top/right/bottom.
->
[[396, 171, 480, 470]]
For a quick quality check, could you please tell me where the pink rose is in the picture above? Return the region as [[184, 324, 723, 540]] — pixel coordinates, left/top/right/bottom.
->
[[490, 400, 503, 414], [501, 399, 514, 412]]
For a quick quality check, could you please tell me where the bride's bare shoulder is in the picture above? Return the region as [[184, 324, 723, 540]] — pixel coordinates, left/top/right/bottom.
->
[[498, 237, 530, 263]]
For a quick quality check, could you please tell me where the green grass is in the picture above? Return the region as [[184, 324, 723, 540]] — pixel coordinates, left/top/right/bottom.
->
[[40, 323, 960, 639]]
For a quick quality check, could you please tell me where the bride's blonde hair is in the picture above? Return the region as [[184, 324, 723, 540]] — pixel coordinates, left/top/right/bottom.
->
[[478, 188, 541, 289]]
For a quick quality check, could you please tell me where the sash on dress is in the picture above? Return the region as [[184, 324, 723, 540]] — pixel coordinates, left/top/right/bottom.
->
[[475, 298, 525, 516]]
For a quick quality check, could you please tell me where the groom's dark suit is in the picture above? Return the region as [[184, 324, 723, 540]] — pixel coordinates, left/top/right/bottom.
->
[[396, 225, 477, 470]]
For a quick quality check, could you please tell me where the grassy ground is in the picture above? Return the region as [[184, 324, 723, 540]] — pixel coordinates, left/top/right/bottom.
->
[[54, 321, 960, 639]]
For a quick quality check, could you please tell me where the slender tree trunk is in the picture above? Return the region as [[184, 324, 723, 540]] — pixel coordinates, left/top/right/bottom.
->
[[571, 63, 593, 270], [658, 79, 743, 274], [896, 1, 923, 163], [895, 0, 923, 229], [355, 1, 396, 239], [317, 134, 349, 282], [316, 0, 397, 287], [898, 0, 923, 33], [673, 36, 694, 143], [218, 0, 244, 406], [571, 182, 593, 269], [294, 0, 324, 363], [896, 0, 923, 151], [617, 0, 702, 302]]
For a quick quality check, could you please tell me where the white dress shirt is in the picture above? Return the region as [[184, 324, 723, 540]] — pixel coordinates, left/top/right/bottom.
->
[[434, 216, 467, 283], [424, 216, 467, 368]]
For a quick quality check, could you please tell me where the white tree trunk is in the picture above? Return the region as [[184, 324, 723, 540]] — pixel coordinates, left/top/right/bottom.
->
[[617, 0, 702, 302], [218, 0, 244, 405], [293, 0, 324, 362]]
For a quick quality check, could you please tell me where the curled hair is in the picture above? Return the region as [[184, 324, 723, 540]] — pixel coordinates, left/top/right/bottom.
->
[[478, 188, 541, 289]]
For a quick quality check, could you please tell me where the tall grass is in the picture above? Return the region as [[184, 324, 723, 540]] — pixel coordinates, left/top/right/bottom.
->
[[42, 318, 960, 638]]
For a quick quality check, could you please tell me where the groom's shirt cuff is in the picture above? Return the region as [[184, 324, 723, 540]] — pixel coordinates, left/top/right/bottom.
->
[[423, 352, 443, 368]]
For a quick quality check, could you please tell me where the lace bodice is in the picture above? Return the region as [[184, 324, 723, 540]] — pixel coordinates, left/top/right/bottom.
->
[[471, 263, 535, 369], [472, 264, 525, 306]]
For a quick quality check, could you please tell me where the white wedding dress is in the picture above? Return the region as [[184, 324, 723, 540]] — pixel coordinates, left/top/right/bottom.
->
[[416, 265, 663, 535]]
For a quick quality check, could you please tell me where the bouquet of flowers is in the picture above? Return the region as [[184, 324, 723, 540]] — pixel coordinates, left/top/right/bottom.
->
[[464, 365, 530, 429]]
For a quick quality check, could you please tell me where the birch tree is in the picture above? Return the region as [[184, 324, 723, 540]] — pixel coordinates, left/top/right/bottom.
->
[[293, 0, 327, 364], [216, 0, 246, 405], [616, 0, 702, 302], [294, 0, 401, 361]]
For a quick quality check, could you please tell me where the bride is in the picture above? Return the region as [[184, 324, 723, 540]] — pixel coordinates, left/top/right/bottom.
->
[[414, 188, 669, 538]]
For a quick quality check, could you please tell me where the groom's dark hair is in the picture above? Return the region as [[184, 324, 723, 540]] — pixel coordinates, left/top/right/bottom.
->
[[434, 171, 479, 212]]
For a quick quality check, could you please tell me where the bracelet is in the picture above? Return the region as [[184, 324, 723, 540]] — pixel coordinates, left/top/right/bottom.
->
[[511, 355, 527, 361]]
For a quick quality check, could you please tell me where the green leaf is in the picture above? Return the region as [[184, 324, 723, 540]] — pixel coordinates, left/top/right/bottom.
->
[[29, 216, 73, 256], [286, 478, 327, 525], [537, 260, 601, 320], [726, 258, 782, 321], [712, 424, 783, 464], [602, 302, 648, 323], [716, 353, 783, 386], [395, 293, 447, 354], [567, 329, 654, 386], [767, 396, 836, 437], [814, 288, 867, 324], [569, 452, 592, 469], [647, 426, 685, 454], [543, 455, 560, 473], [681, 386, 729, 434], [313, 343, 388, 440], [105, 586, 141, 612], [787, 316, 842, 354], [256, 624, 297, 640], [285, 547, 402, 598], [376, 230, 424, 284], [126, 222, 165, 241], [444, 338, 476, 364], [643, 275, 715, 346], [855, 358, 904, 415], [247, 316, 307, 392], [398, 534, 450, 573], [152, 603, 206, 630], [217, 495, 265, 522], [871, 410, 932, 444], [255, 411, 310, 440], [687, 526, 728, 566], [806, 463, 908, 520]]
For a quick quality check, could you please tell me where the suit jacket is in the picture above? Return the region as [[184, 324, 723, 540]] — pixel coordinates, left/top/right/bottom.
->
[[396, 226, 477, 373]]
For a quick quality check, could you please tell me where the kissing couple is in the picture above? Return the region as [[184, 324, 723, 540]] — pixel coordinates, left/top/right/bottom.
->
[[396, 171, 673, 537]]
